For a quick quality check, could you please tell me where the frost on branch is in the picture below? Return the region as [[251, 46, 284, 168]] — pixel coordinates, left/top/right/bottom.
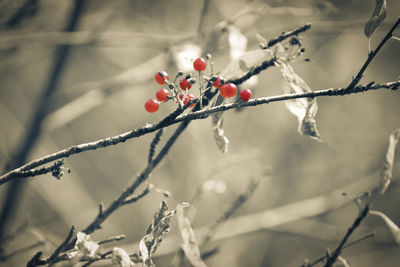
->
[[67, 232, 99, 259], [112, 247, 135, 267], [139, 201, 190, 266], [276, 60, 322, 141], [177, 208, 207, 267]]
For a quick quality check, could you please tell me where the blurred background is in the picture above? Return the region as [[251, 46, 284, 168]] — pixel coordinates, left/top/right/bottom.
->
[[0, 0, 399, 266]]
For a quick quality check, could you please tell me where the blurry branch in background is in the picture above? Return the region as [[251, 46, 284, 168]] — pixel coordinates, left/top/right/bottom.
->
[[2, 0, 39, 28], [0, 0, 87, 254], [1, 80, 398, 186], [200, 178, 260, 248]]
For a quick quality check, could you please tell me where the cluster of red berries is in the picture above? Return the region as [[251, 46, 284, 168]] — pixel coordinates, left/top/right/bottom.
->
[[145, 57, 252, 113]]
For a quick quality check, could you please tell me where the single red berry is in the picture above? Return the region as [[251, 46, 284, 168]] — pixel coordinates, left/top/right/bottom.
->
[[240, 89, 252, 101], [179, 78, 192, 90], [155, 71, 169, 85], [220, 83, 237, 98], [212, 76, 222, 89], [193, 58, 207, 71], [145, 99, 159, 113], [156, 89, 169, 102]]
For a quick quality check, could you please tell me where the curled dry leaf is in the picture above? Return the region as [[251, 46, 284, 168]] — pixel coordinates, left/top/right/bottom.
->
[[379, 128, 400, 194], [177, 209, 208, 267], [139, 201, 190, 265], [212, 112, 229, 153], [369, 210, 400, 244], [276, 60, 322, 141], [364, 0, 387, 38]]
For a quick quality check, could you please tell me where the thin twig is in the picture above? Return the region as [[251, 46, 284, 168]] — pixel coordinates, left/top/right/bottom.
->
[[305, 232, 375, 267], [1, 80, 398, 186], [148, 129, 164, 164], [263, 23, 312, 49], [46, 226, 75, 264], [0, 241, 44, 261], [323, 205, 370, 267], [122, 184, 152, 205], [346, 18, 400, 91], [81, 250, 113, 267], [97, 235, 126, 245]]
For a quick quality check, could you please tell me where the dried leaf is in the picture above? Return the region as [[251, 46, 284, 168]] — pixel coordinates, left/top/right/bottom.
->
[[177, 209, 208, 267], [338, 256, 351, 267], [370, 210, 400, 244], [220, 49, 273, 81], [364, 0, 387, 38], [139, 201, 190, 265], [212, 112, 229, 153], [228, 25, 247, 60], [379, 128, 400, 194], [112, 247, 134, 267], [277, 61, 322, 141]]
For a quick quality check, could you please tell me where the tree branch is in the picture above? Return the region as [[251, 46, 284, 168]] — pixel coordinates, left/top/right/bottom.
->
[[1, 80, 398, 186]]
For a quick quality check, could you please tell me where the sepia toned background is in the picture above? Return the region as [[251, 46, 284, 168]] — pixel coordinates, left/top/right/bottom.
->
[[0, 0, 399, 266]]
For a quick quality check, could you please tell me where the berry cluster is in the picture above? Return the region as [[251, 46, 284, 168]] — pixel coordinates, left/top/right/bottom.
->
[[145, 57, 253, 113]]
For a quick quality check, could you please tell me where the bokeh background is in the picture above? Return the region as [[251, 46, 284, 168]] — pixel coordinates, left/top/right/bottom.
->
[[0, 0, 399, 266]]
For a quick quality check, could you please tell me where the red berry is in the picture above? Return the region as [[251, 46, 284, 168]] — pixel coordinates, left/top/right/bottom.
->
[[212, 76, 222, 89], [219, 83, 237, 98], [240, 89, 252, 101], [179, 78, 192, 90], [156, 89, 169, 102], [155, 71, 169, 85], [193, 58, 207, 71], [145, 99, 159, 113]]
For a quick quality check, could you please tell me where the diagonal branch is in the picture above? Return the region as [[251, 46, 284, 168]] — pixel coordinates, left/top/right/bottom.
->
[[346, 18, 400, 91]]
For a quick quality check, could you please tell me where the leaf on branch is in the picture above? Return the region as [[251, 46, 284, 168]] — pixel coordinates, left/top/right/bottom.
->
[[67, 232, 99, 259], [364, 0, 387, 38], [228, 25, 247, 60], [212, 111, 229, 153], [177, 209, 208, 267], [369, 210, 400, 244], [276, 61, 322, 141], [221, 49, 273, 81], [112, 247, 135, 267], [139, 201, 190, 266], [379, 128, 400, 195]]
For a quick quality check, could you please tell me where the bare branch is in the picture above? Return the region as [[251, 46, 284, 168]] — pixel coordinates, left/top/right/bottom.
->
[[323, 205, 370, 267]]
